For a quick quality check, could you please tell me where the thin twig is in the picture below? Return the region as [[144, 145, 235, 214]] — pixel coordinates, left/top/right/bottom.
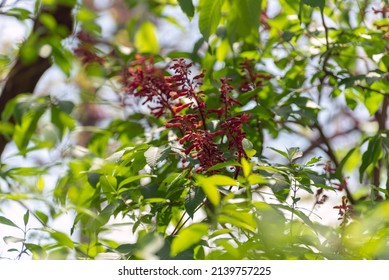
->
[[314, 122, 355, 204]]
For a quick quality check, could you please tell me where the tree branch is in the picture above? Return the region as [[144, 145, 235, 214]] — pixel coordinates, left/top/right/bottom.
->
[[314, 122, 355, 204], [0, 3, 74, 156]]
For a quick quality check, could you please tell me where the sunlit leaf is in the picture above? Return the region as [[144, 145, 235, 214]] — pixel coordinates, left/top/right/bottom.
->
[[135, 21, 159, 53], [13, 106, 45, 154], [207, 161, 241, 171], [220, 205, 256, 232], [43, 229, 74, 249], [25, 243, 47, 259], [247, 174, 267, 185], [241, 157, 252, 178], [36, 176, 45, 192], [196, 175, 221, 206], [119, 174, 156, 189], [171, 223, 208, 256], [207, 175, 237, 186]]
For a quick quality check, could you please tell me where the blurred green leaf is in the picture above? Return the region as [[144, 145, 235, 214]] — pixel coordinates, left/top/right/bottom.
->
[[135, 21, 159, 53], [171, 223, 208, 256], [359, 136, 382, 182], [207, 161, 241, 171], [199, 0, 224, 40], [13, 105, 46, 154], [177, 0, 195, 19], [3, 236, 25, 244], [23, 210, 29, 227], [0, 216, 20, 229]]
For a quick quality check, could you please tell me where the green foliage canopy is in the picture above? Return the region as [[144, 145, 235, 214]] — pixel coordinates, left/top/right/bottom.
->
[[0, 0, 389, 260]]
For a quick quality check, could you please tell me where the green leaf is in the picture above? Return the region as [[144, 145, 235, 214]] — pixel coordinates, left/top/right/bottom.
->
[[299, 0, 325, 24], [219, 206, 256, 232], [24, 243, 47, 259], [199, 0, 224, 40], [282, 31, 295, 42], [302, 0, 325, 9], [23, 210, 29, 227], [49, 230, 74, 249], [336, 147, 358, 178], [13, 105, 46, 154], [3, 236, 25, 244], [177, 0, 195, 19], [185, 187, 206, 218], [51, 42, 73, 76], [196, 175, 237, 206], [209, 228, 232, 239], [100, 175, 118, 200], [216, 39, 231, 62], [242, 138, 253, 150], [87, 172, 101, 188], [57, 100, 75, 114], [6, 7, 31, 20], [241, 157, 252, 178], [207, 175, 237, 186], [36, 176, 45, 192], [196, 175, 221, 206], [364, 92, 383, 115], [0, 216, 20, 229], [288, 147, 303, 162], [228, 0, 262, 41], [135, 21, 159, 53], [144, 145, 171, 169], [247, 174, 267, 185], [94, 200, 122, 228], [35, 211, 48, 225], [51, 106, 75, 139], [269, 147, 289, 159], [39, 12, 57, 31], [242, 138, 257, 158], [19, 35, 39, 64], [207, 161, 241, 171], [119, 174, 155, 189], [171, 223, 209, 256], [115, 243, 136, 255], [305, 156, 322, 166], [359, 136, 382, 182]]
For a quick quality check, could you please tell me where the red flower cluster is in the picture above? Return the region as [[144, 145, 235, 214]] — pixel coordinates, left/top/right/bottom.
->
[[73, 31, 105, 65], [122, 55, 175, 117], [239, 59, 272, 93], [123, 56, 254, 173], [314, 188, 328, 207], [334, 177, 348, 191], [333, 196, 353, 226]]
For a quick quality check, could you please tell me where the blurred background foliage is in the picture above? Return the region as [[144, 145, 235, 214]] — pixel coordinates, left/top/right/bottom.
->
[[0, 0, 389, 260]]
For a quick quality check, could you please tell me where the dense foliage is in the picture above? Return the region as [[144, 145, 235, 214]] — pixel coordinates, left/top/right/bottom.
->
[[1, 0, 389, 260]]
